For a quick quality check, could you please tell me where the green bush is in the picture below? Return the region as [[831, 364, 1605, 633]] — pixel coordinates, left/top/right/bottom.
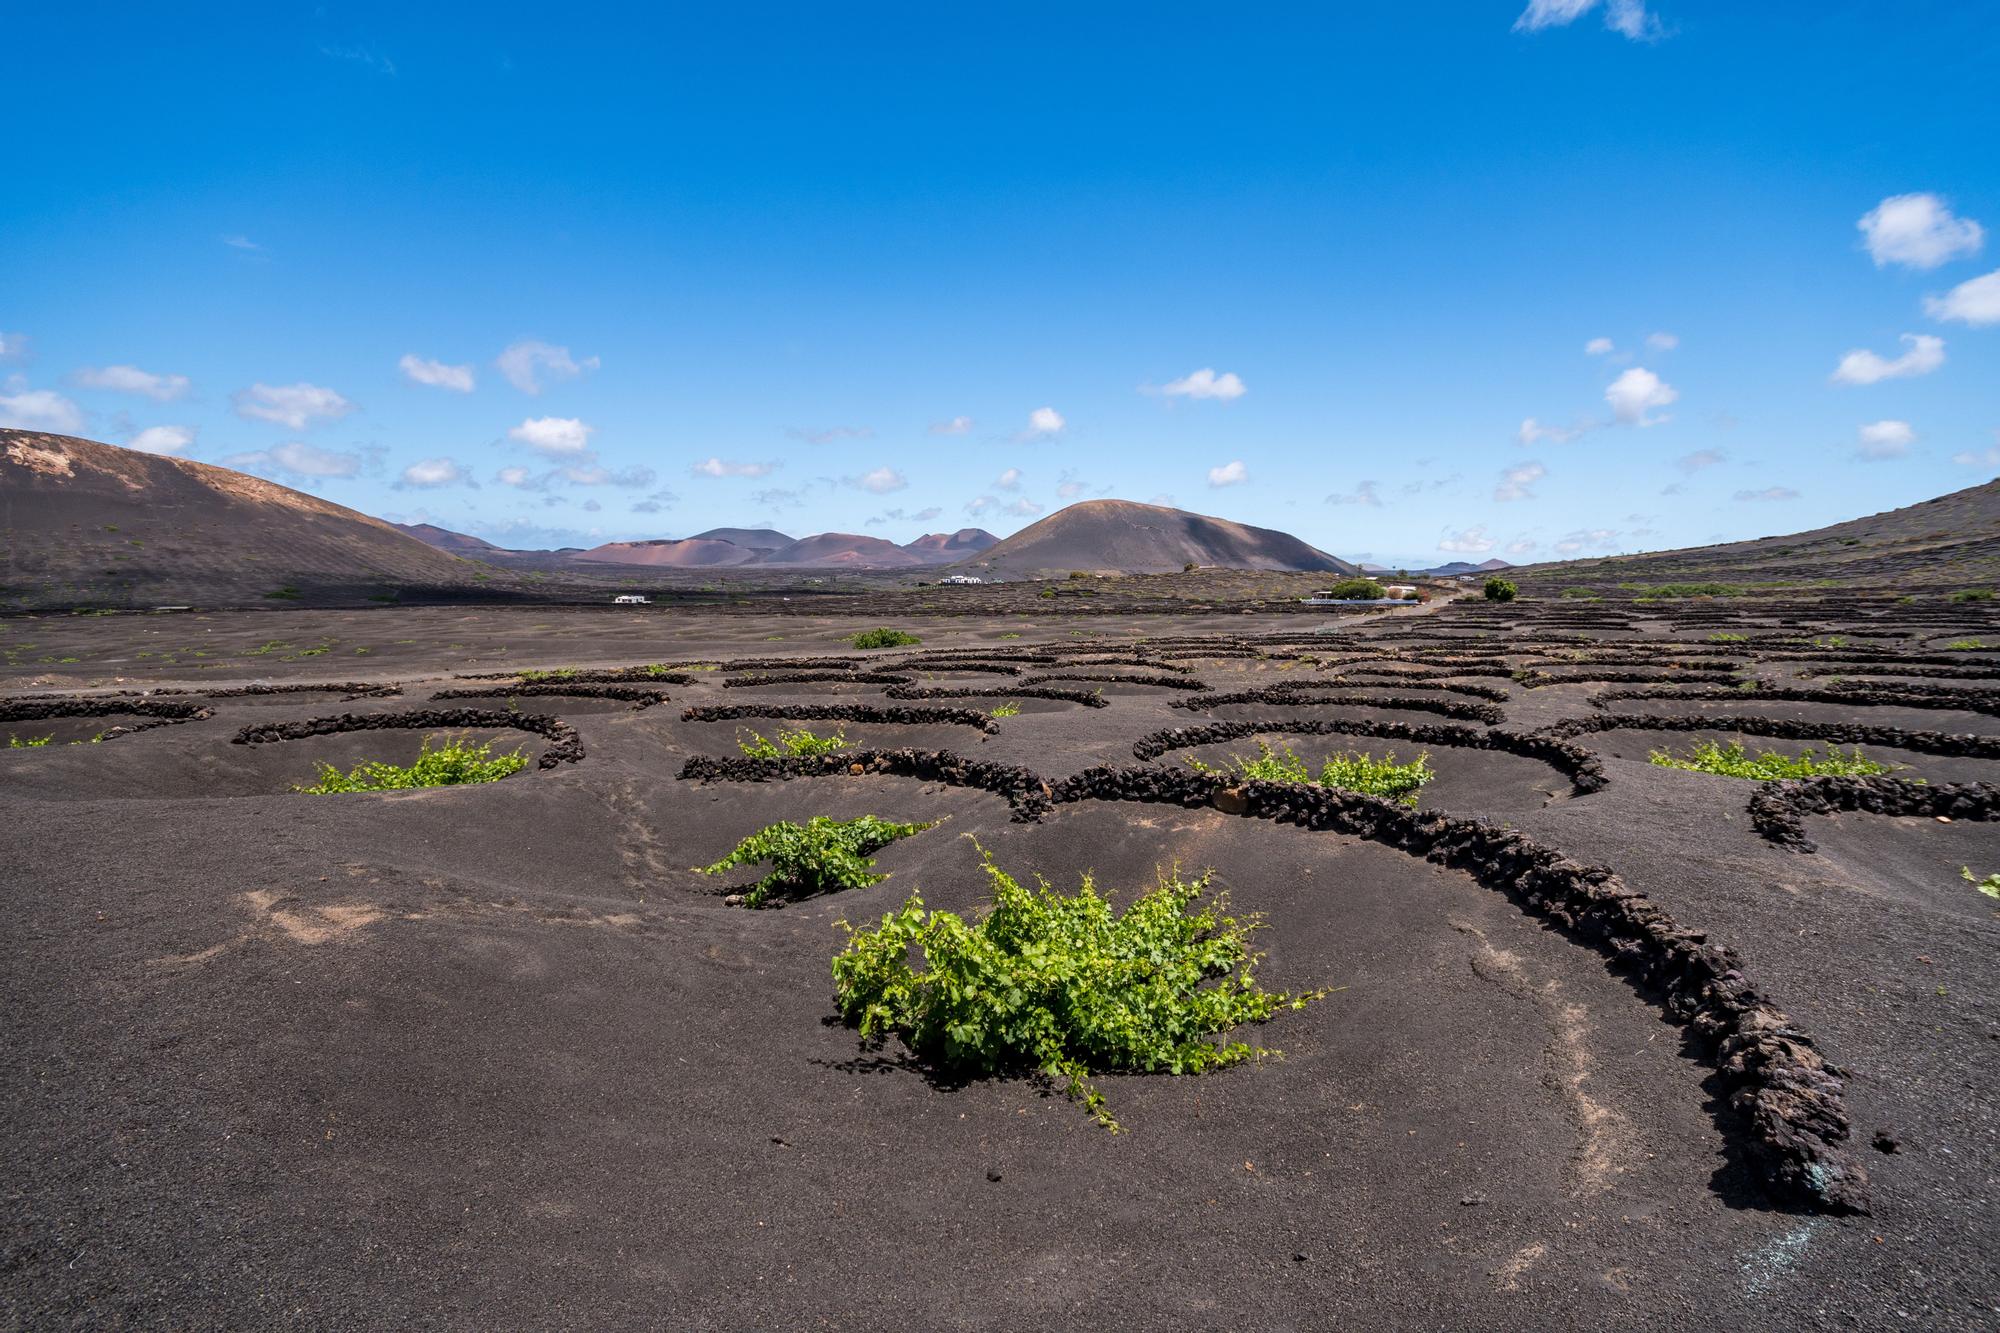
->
[[847, 628, 923, 649], [1646, 739, 1892, 781], [1322, 578, 1387, 601], [299, 732, 528, 793], [1948, 588, 1995, 603], [7, 733, 54, 748], [1188, 740, 1432, 805], [737, 725, 849, 759], [702, 815, 933, 908], [1483, 577, 1517, 603], [1960, 867, 2000, 901], [831, 847, 1322, 1129]]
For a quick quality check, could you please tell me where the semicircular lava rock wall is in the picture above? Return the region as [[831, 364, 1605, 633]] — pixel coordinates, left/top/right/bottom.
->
[[232, 708, 585, 768]]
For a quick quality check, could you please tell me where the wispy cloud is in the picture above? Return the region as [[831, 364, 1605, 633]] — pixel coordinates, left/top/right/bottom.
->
[[0, 388, 84, 432], [399, 354, 475, 392], [232, 381, 352, 430], [1514, 0, 1662, 41], [692, 457, 777, 478], [1325, 480, 1382, 507], [1156, 368, 1247, 401], [496, 339, 599, 394], [1733, 486, 1800, 502], [788, 425, 874, 444], [73, 365, 191, 401], [1831, 333, 1944, 385], [847, 466, 907, 494], [227, 440, 361, 479], [1676, 449, 1725, 473], [928, 416, 973, 436], [320, 43, 397, 75], [1495, 460, 1547, 502], [1438, 526, 1495, 554]]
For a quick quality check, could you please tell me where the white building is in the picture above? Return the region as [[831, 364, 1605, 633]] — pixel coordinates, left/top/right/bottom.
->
[[1382, 584, 1418, 599], [613, 594, 650, 605]]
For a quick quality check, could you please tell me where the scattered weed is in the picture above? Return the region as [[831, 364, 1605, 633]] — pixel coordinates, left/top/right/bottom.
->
[[1946, 638, 1990, 650], [702, 814, 933, 907], [1634, 582, 1744, 600], [1708, 632, 1748, 643], [1948, 588, 1995, 603], [989, 701, 1022, 718], [832, 845, 1323, 1130], [7, 734, 54, 748], [264, 586, 302, 601], [1960, 867, 2000, 901]]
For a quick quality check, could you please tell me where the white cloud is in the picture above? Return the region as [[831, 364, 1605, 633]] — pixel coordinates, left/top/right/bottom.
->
[[1028, 406, 1065, 435], [691, 457, 776, 478], [1584, 337, 1615, 356], [1161, 368, 1247, 401], [1645, 331, 1679, 351], [0, 332, 27, 360], [496, 339, 599, 394], [1515, 0, 1660, 41], [127, 425, 196, 455], [1495, 460, 1547, 502], [399, 354, 475, 392], [557, 462, 654, 487], [398, 457, 473, 488], [228, 440, 360, 479], [0, 389, 84, 432], [1554, 528, 1619, 555], [1505, 538, 1540, 556], [1952, 435, 2000, 469], [221, 234, 260, 251], [497, 465, 534, 487], [1003, 497, 1044, 517], [965, 495, 995, 517], [73, 364, 190, 401], [1855, 419, 1916, 460], [1438, 526, 1495, 554], [1517, 417, 1586, 445], [851, 466, 908, 494], [1676, 449, 1724, 473], [995, 467, 1022, 491], [788, 425, 874, 444], [929, 416, 973, 436], [232, 381, 353, 429], [1325, 481, 1382, 507], [1831, 333, 1945, 385], [1858, 193, 1985, 270], [508, 416, 594, 455], [1924, 269, 2000, 327], [1604, 367, 1676, 426], [1207, 459, 1249, 488], [1733, 486, 1799, 502]]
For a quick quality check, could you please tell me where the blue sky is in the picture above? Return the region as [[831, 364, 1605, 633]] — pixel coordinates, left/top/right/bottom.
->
[[3, 1, 1995, 566]]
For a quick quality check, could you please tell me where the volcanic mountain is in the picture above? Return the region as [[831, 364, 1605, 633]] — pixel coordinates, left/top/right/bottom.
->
[[572, 538, 761, 568], [1513, 477, 2000, 590], [686, 527, 793, 553], [959, 499, 1356, 576], [1, 430, 495, 609], [903, 528, 999, 564], [751, 532, 929, 568], [392, 522, 506, 556]]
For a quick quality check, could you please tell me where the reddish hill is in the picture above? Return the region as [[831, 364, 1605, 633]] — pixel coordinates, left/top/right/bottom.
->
[[902, 528, 998, 563], [686, 527, 793, 552], [754, 532, 929, 568], [0, 430, 494, 608], [394, 522, 505, 556], [962, 499, 1355, 576], [572, 538, 761, 568]]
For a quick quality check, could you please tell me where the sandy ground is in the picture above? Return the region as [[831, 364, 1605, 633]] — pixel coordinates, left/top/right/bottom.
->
[[3, 598, 1996, 1330]]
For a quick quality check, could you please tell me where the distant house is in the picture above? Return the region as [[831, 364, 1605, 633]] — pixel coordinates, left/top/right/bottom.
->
[[613, 593, 650, 605], [939, 574, 984, 585], [1382, 584, 1418, 599]]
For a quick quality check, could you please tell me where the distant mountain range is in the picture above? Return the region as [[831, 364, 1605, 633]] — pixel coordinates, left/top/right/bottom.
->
[[1361, 558, 1513, 577], [399, 524, 1003, 570]]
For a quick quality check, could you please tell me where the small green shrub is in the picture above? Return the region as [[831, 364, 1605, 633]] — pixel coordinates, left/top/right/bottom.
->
[[298, 732, 528, 793], [1960, 867, 2000, 901], [1559, 587, 1600, 600], [264, 586, 302, 601], [989, 701, 1022, 718], [831, 846, 1322, 1130], [518, 667, 578, 682], [702, 815, 934, 907], [1647, 739, 1893, 781], [1188, 740, 1432, 805], [736, 725, 849, 759], [1708, 632, 1748, 643], [847, 628, 922, 649], [1948, 588, 1995, 603], [1483, 577, 1517, 603], [1038, 588, 1057, 599], [1945, 639, 1990, 650], [7, 733, 54, 748], [1322, 578, 1387, 601]]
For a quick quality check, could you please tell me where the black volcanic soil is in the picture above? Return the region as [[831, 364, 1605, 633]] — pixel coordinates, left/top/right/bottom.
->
[[4, 593, 1998, 1330]]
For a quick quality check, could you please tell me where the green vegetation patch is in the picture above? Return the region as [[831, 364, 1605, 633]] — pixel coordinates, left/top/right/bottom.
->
[[1558, 587, 1600, 600], [1322, 577, 1386, 601], [298, 732, 528, 793], [1483, 577, 1517, 603], [1708, 632, 1748, 643], [1633, 582, 1744, 600], [1188, 740, 1432, 806], [1960, 867, 2000, 902], [1948, 588, 1995, 603], [1647, 738, 1893, 781], [702, 814, 934, 908], [7, 733, 54, 748], [831, 847, 1322, 1130], [847, 628, 923, 649], [988, 701, 1022, 718], [737, 725, 849, 759], [264, 586, 303, 601]]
